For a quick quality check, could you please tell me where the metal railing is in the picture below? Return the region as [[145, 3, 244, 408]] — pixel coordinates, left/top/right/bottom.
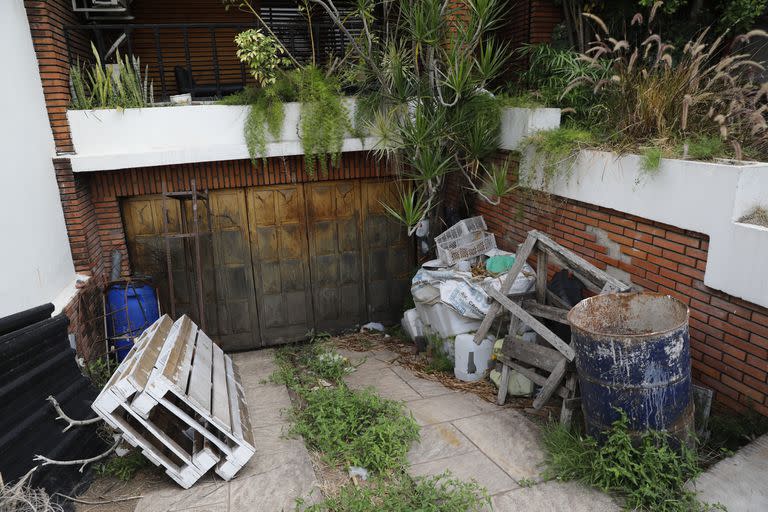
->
[[63, 18, 356, 102]]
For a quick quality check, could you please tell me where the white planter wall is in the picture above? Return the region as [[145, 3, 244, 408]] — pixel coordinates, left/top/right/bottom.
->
[[499, 107, 561, 151], [523, 148, 768, 308], [67, 99, 376, 172]]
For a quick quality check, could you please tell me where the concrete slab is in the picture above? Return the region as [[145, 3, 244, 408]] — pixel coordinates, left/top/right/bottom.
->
[[409, 451, 518, 495], [391, 365, 454, 399], [228, 452, 319, 512], [687, 434, 768, 512], [407, 423, 476, 465], [344, 365, 421, 401], [492, 481, 620, 512], [407, 392, 496, 426], [453, 409, 546, 481], [135, 480, 229, 512]]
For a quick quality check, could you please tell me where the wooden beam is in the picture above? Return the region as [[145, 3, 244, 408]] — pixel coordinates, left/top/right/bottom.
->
[[533, 358, 567, 409], [532, 230, 631, 292], [473, 233, 538, 344], [498, 355, 569, 400], [536, 251, 548, 303], [486, 286, 575, 360], [521, 300, 570, 324], [503, 336, 564, 372]]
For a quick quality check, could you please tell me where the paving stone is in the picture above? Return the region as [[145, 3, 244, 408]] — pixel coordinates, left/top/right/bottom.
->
[[369, 347, 401, 363], [228, 450, 319, 511], [686, 434, 768, 512], [238, 439, 314, 478], [453, 409, 545, 481], [492, 481, 620, 512], [135, 480, 230, 512], [175, 504, 230, 512], [391, 365, 453, 399], [344, 366, 421, 402], [407, 423, 476, 465], [409, 450, 517, 495], [407, 392, 496, 425]]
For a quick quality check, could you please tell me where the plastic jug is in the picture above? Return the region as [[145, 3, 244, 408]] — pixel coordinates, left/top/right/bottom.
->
[[454, 333, 495, 382]]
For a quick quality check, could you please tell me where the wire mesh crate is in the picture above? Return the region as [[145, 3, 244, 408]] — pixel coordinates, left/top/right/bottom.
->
[[436, 231, 497, 265]]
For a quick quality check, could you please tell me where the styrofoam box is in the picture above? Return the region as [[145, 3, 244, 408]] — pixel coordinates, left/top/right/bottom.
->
[[417, 301, 481, 338]]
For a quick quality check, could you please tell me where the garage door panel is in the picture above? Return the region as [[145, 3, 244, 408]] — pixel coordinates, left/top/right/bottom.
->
[[339, 219, 359, 251], [314, 254, 339, 284], [340, 252, 360, 283], [315, 288, 339, 321], [313, 222, 337, 255], [280, 260, 305, 292], [256, 227, 278, 259], [247, 185, 314, 343]]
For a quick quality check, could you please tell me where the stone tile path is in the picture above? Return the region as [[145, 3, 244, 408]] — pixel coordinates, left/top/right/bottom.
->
[[338, 347, 620, 511], [133, 350, 320, 512], [131, 346, 618, 511], [686, 434, 768, 512]]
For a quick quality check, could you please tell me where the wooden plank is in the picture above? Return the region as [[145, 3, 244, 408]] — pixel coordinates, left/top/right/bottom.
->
[[498, 356, 569, 400], [211, 343, 231, 431], [496, 364, 510, 406], [521, 300, 569, 324], [532, 231, 630, 292], [187, 329, 213, 414], [546, 289, 572, 310], [536, 251, 548, 303], [533, 358, 567, 410], [486, 286, 575, 360], [473, 233, 538, 343], [503, 336, 564, 372]]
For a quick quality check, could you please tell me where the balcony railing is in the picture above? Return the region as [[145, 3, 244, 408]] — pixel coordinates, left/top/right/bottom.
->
[[63, 18, 359, 102]]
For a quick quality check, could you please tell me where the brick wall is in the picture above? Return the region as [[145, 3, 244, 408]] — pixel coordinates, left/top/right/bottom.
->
[[446, 160, 768, 416], [62, 277, 105, 360]]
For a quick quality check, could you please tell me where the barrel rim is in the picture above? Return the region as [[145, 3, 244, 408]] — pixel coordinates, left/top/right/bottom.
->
[[567, 292, 689, 339]]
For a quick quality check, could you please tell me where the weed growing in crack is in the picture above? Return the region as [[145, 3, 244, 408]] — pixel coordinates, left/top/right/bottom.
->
[[289, 386, 419, 475], [542, 412, 723, 512], [295, 472, 489, 512]]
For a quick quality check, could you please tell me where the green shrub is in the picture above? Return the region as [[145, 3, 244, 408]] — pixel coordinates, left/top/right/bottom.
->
[[85, 357, 114, 389], [640, 147, 663, 174], [290, 386, 420, 474], [70, 43, 153, 110], [685, 136, 727, 161], [542, 412, 717, 512], [271, 338, 352, 389], [296, 472, 489, 511], [523, 126, 595, 186], [234, 28, 290, 86], [94, 450, 148, 481]]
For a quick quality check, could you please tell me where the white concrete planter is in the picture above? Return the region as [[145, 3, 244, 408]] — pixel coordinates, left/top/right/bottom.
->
[[66, 98, 374, 172], [499, 106, 561, 151], [522, 148, 768, 308]]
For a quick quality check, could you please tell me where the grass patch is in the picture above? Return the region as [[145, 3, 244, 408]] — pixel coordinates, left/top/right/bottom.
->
[[498, 92, 546, 109], [425, 334, 454, 374], [296, 472, 489, 511], [685, 136, 726, 161], [94, 450, 149, 481], [523, 126, 595, 187], [290, 386, 419, 474], [542, 412, 719, 512], [640, 147, 663, 174], [738, 206, 768, 228], [271, 335, 352, 389], [707, 408, 768, 452]]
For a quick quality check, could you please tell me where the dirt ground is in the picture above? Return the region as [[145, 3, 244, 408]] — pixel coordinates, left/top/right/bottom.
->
[[73, 466, 165, 512]]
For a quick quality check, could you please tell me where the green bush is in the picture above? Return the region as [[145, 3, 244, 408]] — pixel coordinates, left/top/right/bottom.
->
[[94, 450, 148, 481], [290, 386, 420, 474], [542, 412, 717, 512], [296, 472, 489, 511]]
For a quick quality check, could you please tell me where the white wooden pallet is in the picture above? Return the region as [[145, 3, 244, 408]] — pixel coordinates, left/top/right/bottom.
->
[[92, 314, 255, 488]]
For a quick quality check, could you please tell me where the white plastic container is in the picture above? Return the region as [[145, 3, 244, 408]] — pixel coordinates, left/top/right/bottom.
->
[[490, 368, 535, 396], [401, 308, 425, 341], [420, 302, 481, 338], [454, 333, 495, 382]]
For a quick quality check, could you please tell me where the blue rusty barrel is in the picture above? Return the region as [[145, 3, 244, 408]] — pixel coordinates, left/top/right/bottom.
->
[[568, 292, 694, 440]]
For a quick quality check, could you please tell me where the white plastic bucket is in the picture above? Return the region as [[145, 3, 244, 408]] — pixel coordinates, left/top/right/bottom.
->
[[454, 333, 495, 382]]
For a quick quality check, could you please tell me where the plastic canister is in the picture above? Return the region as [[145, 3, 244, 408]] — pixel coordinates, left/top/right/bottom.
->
[[454, 333, 495, 382]]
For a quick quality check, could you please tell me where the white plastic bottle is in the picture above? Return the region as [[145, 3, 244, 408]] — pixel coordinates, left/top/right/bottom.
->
[[454, 333, 495, 382]]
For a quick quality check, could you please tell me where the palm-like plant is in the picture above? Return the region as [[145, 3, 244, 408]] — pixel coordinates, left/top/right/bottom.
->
[[308, 0, 513, 231]]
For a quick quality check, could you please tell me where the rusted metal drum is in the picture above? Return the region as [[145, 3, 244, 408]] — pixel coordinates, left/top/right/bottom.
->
[[568, 292, 694, 439]]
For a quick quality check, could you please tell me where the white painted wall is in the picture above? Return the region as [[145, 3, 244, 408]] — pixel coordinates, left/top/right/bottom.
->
[[523, 149, 768, 308], [67, 100, 377, 172], [499, 107, 561, 151], [0, 1, 77, 317]]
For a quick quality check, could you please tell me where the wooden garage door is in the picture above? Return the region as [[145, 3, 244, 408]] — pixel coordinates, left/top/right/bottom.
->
[[122, 179, 413, 351]]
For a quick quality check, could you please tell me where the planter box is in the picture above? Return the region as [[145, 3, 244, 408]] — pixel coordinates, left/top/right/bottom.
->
[[522, 148, 768, 308], [499, 107, 561, 151], [66, 99, 375, 172]]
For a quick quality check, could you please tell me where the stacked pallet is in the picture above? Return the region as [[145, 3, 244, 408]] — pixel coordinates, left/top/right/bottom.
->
[[92, 314, 255, 488]]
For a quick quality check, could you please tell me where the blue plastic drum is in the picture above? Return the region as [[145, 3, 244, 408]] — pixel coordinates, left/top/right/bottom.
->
[[106, 281, 160, 361]]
